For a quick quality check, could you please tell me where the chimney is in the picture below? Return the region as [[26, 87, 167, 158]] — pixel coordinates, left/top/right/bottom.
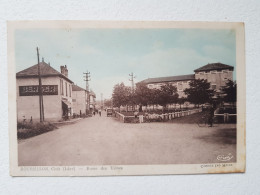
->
[[60, 65, 68, 77]]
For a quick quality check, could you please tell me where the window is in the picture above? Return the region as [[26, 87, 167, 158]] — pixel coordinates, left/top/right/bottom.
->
[[60, 79, 63, 95], [65, 82, 67, 96]]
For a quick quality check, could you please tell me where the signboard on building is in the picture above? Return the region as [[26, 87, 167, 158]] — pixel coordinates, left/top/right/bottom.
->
[[19, 85, 58, 96]]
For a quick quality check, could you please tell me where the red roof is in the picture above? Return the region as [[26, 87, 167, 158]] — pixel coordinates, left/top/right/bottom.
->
[[141, 74, 195, 84], [16, 62, 73, 83], [194, 63, 234, 72]]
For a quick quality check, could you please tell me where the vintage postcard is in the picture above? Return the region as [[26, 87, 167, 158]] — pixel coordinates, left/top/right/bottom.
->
[[8, 21, 245, 176]]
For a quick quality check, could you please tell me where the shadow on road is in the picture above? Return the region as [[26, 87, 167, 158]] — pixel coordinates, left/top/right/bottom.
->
[[196, 128, 236, 145]]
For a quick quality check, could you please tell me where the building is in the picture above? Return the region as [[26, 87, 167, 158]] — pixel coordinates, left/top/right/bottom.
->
[[72, 84, 87, 116], [16, 61, 74, 121], [141, 63, 234, 97], [89, 90, 96, 111], [141, 74, 195, 97], [194, 63, 234, 91]]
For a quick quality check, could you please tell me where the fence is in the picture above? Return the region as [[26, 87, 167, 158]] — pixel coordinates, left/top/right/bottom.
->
[[114, 111, 125, 123], [115, 108, 202, 123], [214, 113, 237, 123]]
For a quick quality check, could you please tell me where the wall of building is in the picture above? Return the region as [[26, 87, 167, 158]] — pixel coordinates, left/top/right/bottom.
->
[[72, 91, 86, 115], [147, 80, 192, 97], [17, 76, 73, 122], [195, 70, 233, 91]]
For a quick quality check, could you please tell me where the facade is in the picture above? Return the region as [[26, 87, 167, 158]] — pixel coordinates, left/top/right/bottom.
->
[[72, 84, 87, 116], [89, 90, 96, 111], [141, 63, 234, 97], [194, 63, 233, 91], [142, 74, 195, 97], [16, 61, 73, 121]]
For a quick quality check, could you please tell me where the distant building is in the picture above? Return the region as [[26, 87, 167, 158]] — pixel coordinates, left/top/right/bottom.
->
[[16, 61, 73, 121], [194, 63, 234, 91], [141, 74, 195, 97], [140, 63, 234, 97], [72, 84, 87, 116], [89, 90, 96, 111]]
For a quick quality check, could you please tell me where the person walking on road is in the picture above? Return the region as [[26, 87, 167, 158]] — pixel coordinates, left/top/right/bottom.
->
[[98, 109, 101, 117]]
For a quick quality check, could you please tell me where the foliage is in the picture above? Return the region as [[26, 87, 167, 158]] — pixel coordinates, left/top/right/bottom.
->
[[184, 79, 215, 106], [157, 83, 178, 108], [221, 80, 237, 104], [17, 122, 57, 139], [104, 98, 113, 108], [112, 83, 131, 108], [134, 82, 152, 107]]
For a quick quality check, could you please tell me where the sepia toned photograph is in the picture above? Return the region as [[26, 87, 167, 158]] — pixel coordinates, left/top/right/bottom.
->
[[8, 21, 245, 176]]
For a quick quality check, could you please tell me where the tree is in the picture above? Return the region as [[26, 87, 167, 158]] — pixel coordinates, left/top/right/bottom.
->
[[157, 84, 178, 111], [134, 82, 152, 112], [221, 80, 237, 105], [104, 98, 112, 108], [184, 79, 215, 107], [112, 83, 131, 111], [178, 97, 187, 110], [148, 88, 160, 110]]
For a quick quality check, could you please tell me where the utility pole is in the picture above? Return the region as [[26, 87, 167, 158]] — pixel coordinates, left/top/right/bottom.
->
[[37, 47, 44, 122], [129, 72, 136, 111], [83, 71, 91, 111], [129, 72, 136, 92]]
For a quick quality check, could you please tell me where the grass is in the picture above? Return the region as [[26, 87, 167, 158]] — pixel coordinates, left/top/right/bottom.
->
[[167, 112, 205, 124], [17, 122, 58, 139]]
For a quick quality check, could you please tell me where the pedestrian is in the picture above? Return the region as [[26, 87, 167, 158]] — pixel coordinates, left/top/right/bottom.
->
[[98, 109, 101, 116], [93, 111, 95, 116]]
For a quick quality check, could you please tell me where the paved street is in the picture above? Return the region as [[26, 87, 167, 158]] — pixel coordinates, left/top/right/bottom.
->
[[18, 111, 236, 166]]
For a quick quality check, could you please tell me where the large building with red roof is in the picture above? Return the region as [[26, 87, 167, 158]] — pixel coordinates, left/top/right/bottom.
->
[[141, 63, 234, 97]]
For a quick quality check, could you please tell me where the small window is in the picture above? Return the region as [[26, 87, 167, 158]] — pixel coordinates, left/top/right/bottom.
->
[[60, 79, 64, 95], [65, 82, 68, 96]]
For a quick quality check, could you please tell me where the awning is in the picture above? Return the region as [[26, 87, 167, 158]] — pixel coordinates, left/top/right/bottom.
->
[[62, 100, 72, 108]]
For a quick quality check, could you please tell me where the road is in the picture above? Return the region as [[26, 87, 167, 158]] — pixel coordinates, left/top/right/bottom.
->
[[18, 111, 236, 166]]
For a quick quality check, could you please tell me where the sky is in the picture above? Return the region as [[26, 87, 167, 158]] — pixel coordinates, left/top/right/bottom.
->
[[15, 28, 236, 100]]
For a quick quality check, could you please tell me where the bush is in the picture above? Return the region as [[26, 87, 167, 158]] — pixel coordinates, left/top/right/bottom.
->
[[17, 122, 57, 139]]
